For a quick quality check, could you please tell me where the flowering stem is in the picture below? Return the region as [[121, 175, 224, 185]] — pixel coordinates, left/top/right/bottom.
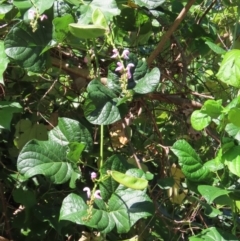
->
[[92, 38, 100, 78], [100, 124, 104, 168]]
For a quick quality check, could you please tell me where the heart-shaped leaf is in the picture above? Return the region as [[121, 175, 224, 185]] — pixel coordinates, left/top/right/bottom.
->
[[4, 21, 51, 72], [17, 139, 73, 184]]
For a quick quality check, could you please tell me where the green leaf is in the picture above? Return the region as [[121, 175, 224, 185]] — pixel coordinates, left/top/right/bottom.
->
[[202, 100, 223, 118], [109, 170, 148, 190], [68, 23, 106, 39], [4, 21, 51, 72], [0, 101, 22, 130], [53, 14, 74, 42], [171, 140, 211, 182], [17, 139, 73, 184], [133, 68, 160, 94], [84, 80, 124, 125], [0, 4, 17, 20], [92, 8, 108, 28], [189, 227, 238, 241], [205, 41, 227, 55], [100, 154, 128, 201], [13, 0, 32, 11], [134, 0, 165, 9], [13, 188, 37, 208], [14, 120, 48, 150], [216, 49, 240, 88], [198, 185, 230, 204], [48, 117, 93, 152], [225, 156, 240, 177], [67, 142, 85, 163], [225, 123, 240, 141], [228, 107, 240, 127], [78, 0, 120, 24], [191, 110, 211, 131], [0, 41, 9, 85], [32, 0, 54, 14]]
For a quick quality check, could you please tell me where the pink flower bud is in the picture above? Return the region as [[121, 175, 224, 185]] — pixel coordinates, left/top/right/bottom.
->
[[111, 48, 119, 58], [94, 190, 102, 199], [126, 63, 134, 79], [40, 14, 48, 21], [121, 49, 130, 59], [115, 62, 124, 72], [91, 172, 97, 180], [83, 187, 91, 198]]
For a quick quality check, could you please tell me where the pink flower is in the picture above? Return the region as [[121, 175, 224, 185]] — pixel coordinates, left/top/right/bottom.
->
[[94, 190, 102, 199], [83, 187, 91, 198], [111, 48, 119, 58], [121, 49, 130, 59], [126, 63, 134, 79], [115, 62, 124, 72], [28, 10, 36, 19], [91, 172, 97, 181], [40, 14, 48, 21]]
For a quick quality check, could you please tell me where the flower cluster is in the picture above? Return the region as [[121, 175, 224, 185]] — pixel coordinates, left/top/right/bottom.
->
[[28, 10, 48, 21], [83, 172, 101, 200], [111, 49, 135, 79]]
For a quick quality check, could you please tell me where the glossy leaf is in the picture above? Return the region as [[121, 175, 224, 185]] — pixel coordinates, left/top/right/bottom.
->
[[171, 140, 211, 182], [4, 21, 51, 72], [53, 14, 74, 42], [48, 117, 93, 152], [17, 139, 73, 184], [133, 68, 160, 94], [216, 49, 240, 88], [134, 0, 165, 9], [67, 142, 85, 163], [109, 170, 148, 190], [84, 80, 125, 125], [0, 101, 22, 130], [0, 41, 9, 85], [202, 99, 223, 118], [228, 107, 240, 127], [189, 227, 238, 241], [225, 123, 240, 141], [32, 0, 54, 14], [191, 110, 211, 131], [205, 41, 226, 55], [14, 119, 48, 149], [198, 185, 230, 204], [225, 156, 240, 177]]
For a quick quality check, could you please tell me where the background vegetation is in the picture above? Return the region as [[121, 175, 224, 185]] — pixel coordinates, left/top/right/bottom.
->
[[0, 0, 240, 240]]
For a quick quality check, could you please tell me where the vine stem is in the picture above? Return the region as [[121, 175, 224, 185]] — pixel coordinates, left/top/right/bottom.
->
[[147, 0, 196, 66], [100, 124, 104, 168]]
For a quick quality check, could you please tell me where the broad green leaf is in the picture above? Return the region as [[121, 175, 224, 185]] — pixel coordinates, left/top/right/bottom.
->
[[191, 110, 211, 130], [225, 156, 240, 177], [78, 0, 120, 24], [0, 4, 16, 20], [92, 8, 108, 28], [133, 68, 160, 94], [198, 185, 230, 204], [17, 139, 73, 184], [4, 21, 51, 72], [67, 142, 85, 163], [109, 170, 148, 190], [32, 0, 54, 14], [13, 0, 32, 10], [48, 117, 93, 152], [100, 154, 128, 201], [14, 119, 48, 149], [0, 41, 9, 85], [202, 99, 223, 118], [69, 171, 81, 189], [228, 107, 240, 127], [216, 49, 240, 88], [84, 80, 125, 125], [68, 23, 106, 39], [205, 41, 227, 55], [189, 227, 238, 241], [13, 188, 37, 208], [225, 123, 240, 141], [52, 14, 74, 42], [0, 101, 22, 130], [134, 0, 165, 9], [171, 140, 211, 182]]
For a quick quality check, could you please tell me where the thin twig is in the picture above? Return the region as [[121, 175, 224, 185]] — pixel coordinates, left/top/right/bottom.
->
[[147, 0, 196, 66], [197, 0, 217, 25]]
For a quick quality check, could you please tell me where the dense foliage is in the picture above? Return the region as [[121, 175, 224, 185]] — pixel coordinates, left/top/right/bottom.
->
[[1, 0, 240, 240]]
